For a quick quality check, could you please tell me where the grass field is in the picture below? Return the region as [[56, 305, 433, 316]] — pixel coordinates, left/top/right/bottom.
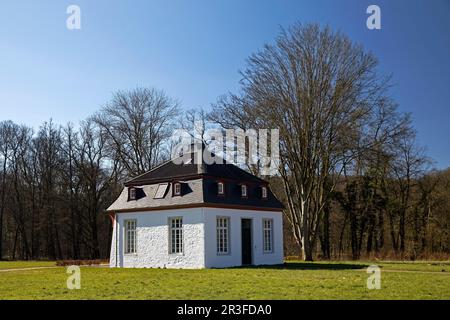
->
[[0, 260, 449, 300]]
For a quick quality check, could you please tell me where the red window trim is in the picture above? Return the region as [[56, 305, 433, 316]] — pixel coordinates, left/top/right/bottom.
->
[[172, 181, 181, 196], [217, 181, 225, 196], [261, 186, 268, 199], [128, 187, 137, 201], [241, 184, 248, 198]]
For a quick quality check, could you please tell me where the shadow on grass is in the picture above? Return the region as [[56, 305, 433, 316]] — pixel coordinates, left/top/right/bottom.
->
[[234, 262, 369, 271]]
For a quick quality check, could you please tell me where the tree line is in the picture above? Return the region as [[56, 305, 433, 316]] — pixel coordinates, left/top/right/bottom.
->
[[0, 23, 448, 261], [209, 24, 449, 260], [0, 88, 178, 260]]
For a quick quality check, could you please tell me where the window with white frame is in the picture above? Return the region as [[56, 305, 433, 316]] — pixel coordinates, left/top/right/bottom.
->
[[261, 186, 268, 199], [241, 184, 247, 197], [124, 219, 137, 254], [263, 219, 273, 253], [174, 182, 181, 196], [217, 182, 225, 195], [169, 217, 183, 254], [216, 217, 230, 254]]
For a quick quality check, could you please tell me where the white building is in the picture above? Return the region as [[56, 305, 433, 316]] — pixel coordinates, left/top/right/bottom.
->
[[106, 148, 284, 269]]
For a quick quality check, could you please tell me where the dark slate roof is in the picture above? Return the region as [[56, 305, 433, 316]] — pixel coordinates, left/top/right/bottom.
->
[[125, 152, 266, 186], [107, 177, 284, 212], [202, 178, 283, 209], [107, 179, 205, 212], [107, 148, 284, 212], [124, 159, 197, 186]]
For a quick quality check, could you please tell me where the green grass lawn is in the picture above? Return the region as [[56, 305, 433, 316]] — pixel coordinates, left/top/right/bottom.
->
[[0, 260, 449, 300]]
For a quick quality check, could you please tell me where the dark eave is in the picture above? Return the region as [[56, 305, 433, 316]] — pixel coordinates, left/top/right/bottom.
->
[[107, 202, 283, 213]]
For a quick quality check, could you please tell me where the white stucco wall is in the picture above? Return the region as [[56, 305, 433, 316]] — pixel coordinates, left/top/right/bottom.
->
[[203, 208, 284, 268], [109, 207, 284, 269], [109, 207, 205, 269]]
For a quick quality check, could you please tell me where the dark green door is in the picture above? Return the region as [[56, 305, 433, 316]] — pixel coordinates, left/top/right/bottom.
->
[[241, 219, 252, 265]]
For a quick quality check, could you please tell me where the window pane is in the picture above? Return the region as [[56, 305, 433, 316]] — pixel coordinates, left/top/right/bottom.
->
[[263, 219, 273, 252], [169, 218, 183, 254], [125, 219, 137, 253], [262, 187, 267, 198], [216, 217, 229, 254], [174, 183, 181, 195]]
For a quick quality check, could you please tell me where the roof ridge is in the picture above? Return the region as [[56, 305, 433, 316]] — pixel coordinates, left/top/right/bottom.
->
[[126, 149, 268, 185], [225, 163, 267, 183], [125, 155, 184, 184]]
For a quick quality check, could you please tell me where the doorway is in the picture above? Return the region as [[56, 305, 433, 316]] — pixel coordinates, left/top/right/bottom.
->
[[241, 219, 253, 265]]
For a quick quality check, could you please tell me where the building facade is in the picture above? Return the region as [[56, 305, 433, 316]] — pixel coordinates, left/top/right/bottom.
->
[[107, 149, 284, 268]]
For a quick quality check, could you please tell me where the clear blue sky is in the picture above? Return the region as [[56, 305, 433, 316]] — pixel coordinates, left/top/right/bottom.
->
[[0, 0, 449, 168]]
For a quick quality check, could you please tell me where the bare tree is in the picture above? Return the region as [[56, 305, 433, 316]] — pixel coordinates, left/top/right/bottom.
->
[[9, 125, 34, 259], [93, 87, 178, 176], [0, 121, 19, 259], [32, 120, 64, 259], [387, 130, 430, 254], [210, 24, 407, 260], [75, 120, 120, 258]]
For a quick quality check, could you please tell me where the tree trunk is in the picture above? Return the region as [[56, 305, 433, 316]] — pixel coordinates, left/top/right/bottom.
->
[[399, 209, 406, 253], [388, 212, 398, 253], [350, 211, 359, 260], [301, 235, 313, 261], [12, 225, 19, 260], [338, 213, 348, 259], [320, 204, 331, 259], [0, 151, 7, 260]]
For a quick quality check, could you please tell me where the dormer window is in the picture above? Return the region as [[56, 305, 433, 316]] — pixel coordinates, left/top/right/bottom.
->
[[261, 186, 268, 199], [154, 183, 169, 199], [173, 182, 181, 196], [217, 182, 225, 195], [241, 184, 248, 198], [129, 187, 137, 200]]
